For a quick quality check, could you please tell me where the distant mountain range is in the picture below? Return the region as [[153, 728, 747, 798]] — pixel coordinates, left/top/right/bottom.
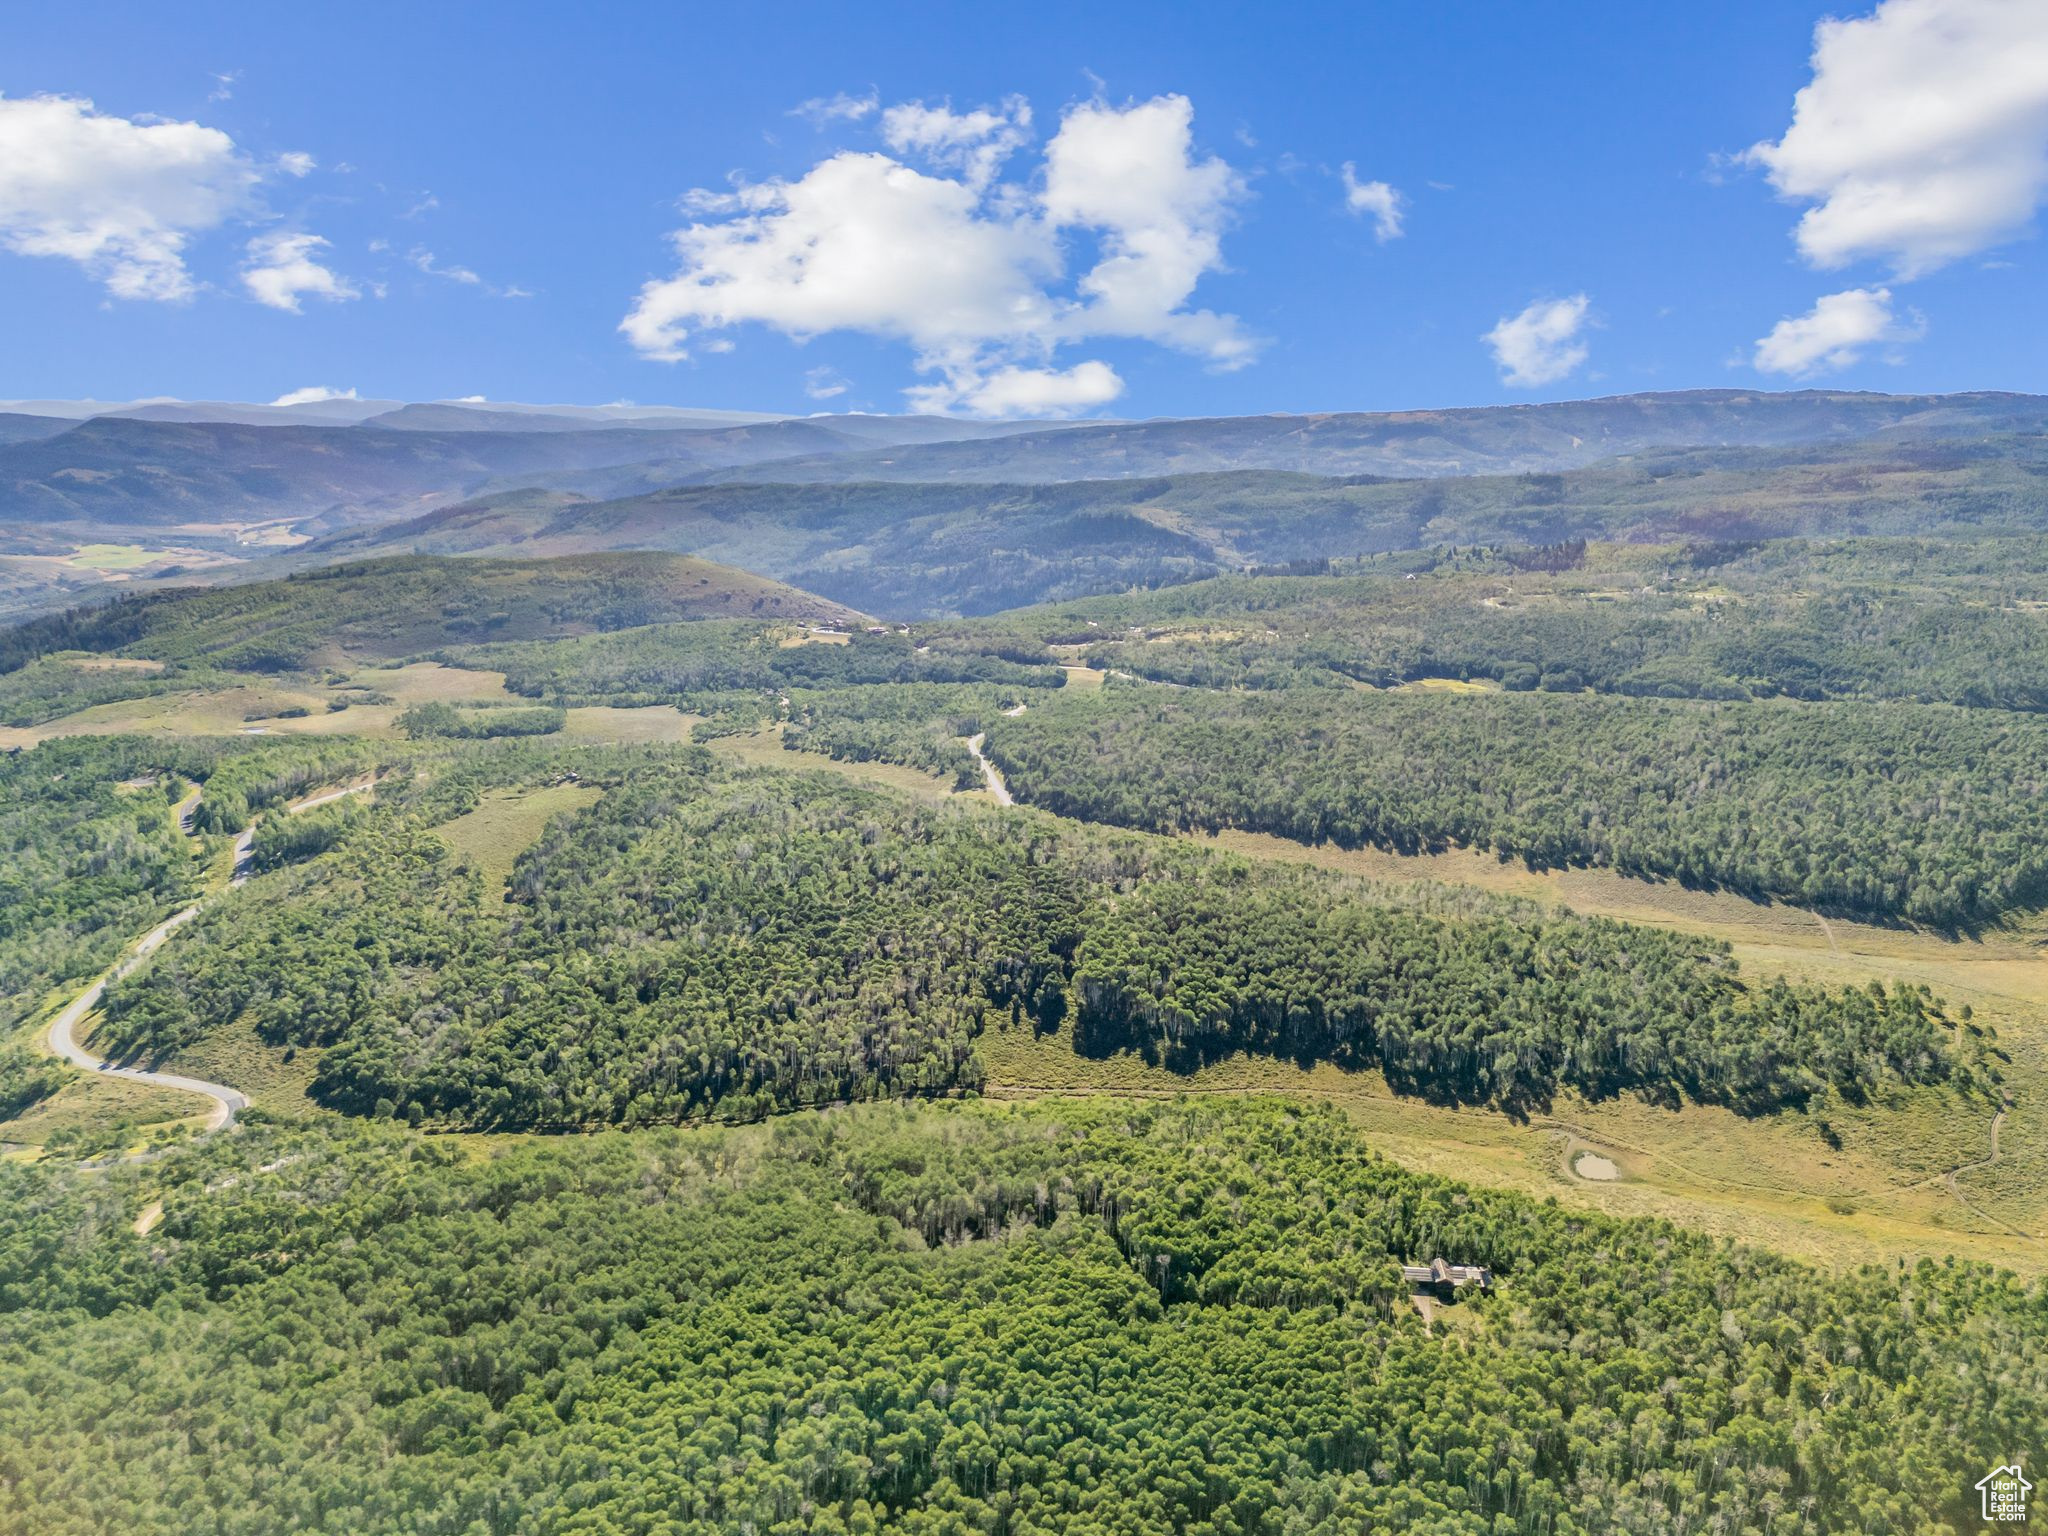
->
[[3, 387, 2045, 620], [676, 389, 2048, 485], [299, 433, 2048, 617]]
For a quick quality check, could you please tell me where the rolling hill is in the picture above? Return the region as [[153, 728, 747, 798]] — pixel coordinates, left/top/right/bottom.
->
[[0, 551, 864, 675], [305, 431, 2048, 616]]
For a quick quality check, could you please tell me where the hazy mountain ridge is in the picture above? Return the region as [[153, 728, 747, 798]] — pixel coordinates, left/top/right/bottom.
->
[[303, 431, 2048, 616], [681, 389, 2048, 485]]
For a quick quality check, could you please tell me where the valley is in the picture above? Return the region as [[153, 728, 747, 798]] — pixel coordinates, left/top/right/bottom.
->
[[2, 389, 2044, 1536]]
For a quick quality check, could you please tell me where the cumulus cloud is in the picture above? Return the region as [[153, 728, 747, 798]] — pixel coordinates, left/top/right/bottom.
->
[[1339, 163, 1405, 241], [881, 97, 1031, 190], [1484, 294, 1593, 387], [1744, 0, 2048, 276], [621, 92, 1250, 416], [1753, 286, 1924, 375], [0, 92, 261, 300], [271, 385, 358, 406], [277, 151, 316, 178], [1040, 96, 1252, 365], [907, 359, 1123, 416], [242, 232, 359, 312]]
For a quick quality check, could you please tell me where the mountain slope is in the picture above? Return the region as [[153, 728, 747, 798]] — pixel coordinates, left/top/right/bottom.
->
[[0, 416, 882, 529], [307, 432, 2048, 616], [686, 389, 2048, 484], [0, 551, 865, 673]]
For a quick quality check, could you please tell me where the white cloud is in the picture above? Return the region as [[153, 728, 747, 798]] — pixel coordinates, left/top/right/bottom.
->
[[242, 232, 359, 312], [277, 151, 316, 178], [271, 385, 358, 406], [1039, 95, 1252, 366], [1752, 285, 1924, 375], [410, 246, 481, 284], [790, 90, 877, 127], [1484, 294, 1593, 387], [880, 97, 1031, 190], [209, 72, 239, 104], [0, 92, 260, 300], [803, 365, 850, 400], [908, 359, 1123, 417], [622, 92, 1250, 415], [1744, 0, 2048, 276], [1339, 163, 1405, 241], [407, 245, 529, 298]]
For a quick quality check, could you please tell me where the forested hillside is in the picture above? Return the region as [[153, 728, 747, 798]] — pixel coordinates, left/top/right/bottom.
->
[[980, 687, 2048, 927], [0, 733, 377, 1038], [92, 742, 1989, 1125], [932, 534, 2048, 710], [4, 389, 2046, 1536], [301, 435, 2048, 618], [1, 1099, 2038, 1535], [0, 554, 861, 724]]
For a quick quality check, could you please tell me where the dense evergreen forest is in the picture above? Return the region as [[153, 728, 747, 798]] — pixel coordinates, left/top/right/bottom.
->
[[981, 687, 2048, 926], [1, 1099, 2039, 1534], [92, 743, 1990, 1126]]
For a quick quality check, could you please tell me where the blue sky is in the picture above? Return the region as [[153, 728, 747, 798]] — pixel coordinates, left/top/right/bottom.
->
[[5, 0, 2046, 418]]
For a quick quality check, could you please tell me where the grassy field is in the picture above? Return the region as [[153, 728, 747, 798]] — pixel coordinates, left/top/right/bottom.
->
[[0, 661, 713, 748], [434, 781, 606, 891], [144, 1015, 327, 1121], [975, 1018, 2034, 1274], [65, 543, 161, 571], [558, 704, 703, 744], [0, 1072, 209, 1157], [1135, 826, 2048, 1269], [705, 724, 962, 803]]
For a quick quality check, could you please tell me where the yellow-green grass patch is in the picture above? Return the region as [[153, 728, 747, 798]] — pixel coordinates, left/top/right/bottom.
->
[[0, 1071, 209, 1153], [64, 543, 160, 571], [144, 1014, 327, 1120], [560, 705, 703, 744], [706, 725, 959, 802], [974, 1018, 2037, 1273], [435, 781, 605, 891]]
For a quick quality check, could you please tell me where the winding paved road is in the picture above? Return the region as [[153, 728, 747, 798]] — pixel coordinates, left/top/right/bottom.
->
[[41, 779, 373, 1136], [966, 732, 1014, 806], [44, 820, 257, 1133]]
